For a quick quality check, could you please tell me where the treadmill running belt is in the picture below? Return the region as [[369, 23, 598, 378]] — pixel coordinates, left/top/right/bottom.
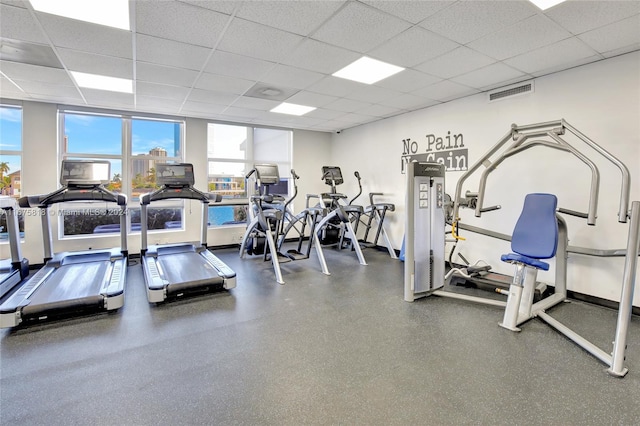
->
[[157, 251, 221, 285], [28, 261, 110, 305]]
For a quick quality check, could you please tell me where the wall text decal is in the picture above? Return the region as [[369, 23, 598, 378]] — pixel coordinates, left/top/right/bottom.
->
[[401, 131, 468, 173]]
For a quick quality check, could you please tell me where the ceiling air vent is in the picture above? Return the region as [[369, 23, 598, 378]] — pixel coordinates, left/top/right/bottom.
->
[[488, 81, 534, 102]]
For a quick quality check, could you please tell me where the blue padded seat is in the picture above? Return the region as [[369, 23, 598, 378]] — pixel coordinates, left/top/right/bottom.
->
[[501, 193, 558, 270]]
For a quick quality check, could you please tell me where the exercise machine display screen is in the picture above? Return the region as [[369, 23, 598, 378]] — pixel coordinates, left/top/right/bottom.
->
[[156, 163, 195, 186], [60, 160, 110, 185], [254, 164, 280, 185], [322, 166, 343, 186]]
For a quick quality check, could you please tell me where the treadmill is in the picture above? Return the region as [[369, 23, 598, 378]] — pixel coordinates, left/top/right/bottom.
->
[[0, 160, 128, 328], [0, 196, 29, 299], [140, 163, 236, 303]]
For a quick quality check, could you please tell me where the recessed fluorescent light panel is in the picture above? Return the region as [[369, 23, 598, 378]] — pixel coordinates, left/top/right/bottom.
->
[[271, 102, 316, 116], [70, 71, 133, 94], [29, 0, 130, 30], [332, 56, 405, 85], [528, 0, 566, 10]]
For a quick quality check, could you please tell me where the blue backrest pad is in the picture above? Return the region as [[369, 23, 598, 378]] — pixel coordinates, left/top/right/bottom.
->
[[511, 193, 558, 259]]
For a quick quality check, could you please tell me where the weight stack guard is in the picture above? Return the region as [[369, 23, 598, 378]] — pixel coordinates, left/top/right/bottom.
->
[[404, 161, 446, 302]]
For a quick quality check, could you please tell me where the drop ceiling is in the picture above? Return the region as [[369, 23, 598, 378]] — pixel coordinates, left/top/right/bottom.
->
[[1, 0, 639, 132]]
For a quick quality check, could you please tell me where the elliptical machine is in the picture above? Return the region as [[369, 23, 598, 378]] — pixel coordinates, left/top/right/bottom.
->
[[314, 166, 367, 266], [345, 171, 398, 259], [239, 164, 329, 284]]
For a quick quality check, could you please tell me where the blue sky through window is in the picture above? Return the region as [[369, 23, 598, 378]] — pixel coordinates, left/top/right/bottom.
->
[[0, 106, 22, 175], [63, 114, 181, 178]]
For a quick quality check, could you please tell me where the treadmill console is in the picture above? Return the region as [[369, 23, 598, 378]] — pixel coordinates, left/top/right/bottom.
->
[[156, 163, 195, 187], [61, 160, 110, 186], [254, 164, 280, 185], [322, 166, 343, 186]]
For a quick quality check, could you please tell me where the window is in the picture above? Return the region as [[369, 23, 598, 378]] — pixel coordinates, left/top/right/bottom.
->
[[207, 124, 292, 227], [0, 104, 24, 240], [60, 110, 184, 237]]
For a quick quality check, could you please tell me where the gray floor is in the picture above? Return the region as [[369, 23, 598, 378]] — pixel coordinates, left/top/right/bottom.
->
[[1, 246, 639, 425]]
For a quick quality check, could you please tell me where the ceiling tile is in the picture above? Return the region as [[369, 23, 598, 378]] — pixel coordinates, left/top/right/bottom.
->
[[205, 51, 275, 81], [468, 14, 573, 60], [345, 85, 403, 104], [136, 34, 211, 71], [0, 4, 48, 44], [195, 72, 254, 95], [305, 76, 365, 98], [420, 0, 537, 44], [81, 89, 134, 107], [235, 1, 344, 36], [413, 80, 478, 102], [14, 79, 80, 97], [279, 39, 360, 75], [231, 96, 280, 111], [357, 103, 405, 118], [136, 82, 190, 100], [379, 93, 438, 109], [545, 1, 640, 35], [0, 61, 74, 85], [285, 91, 338, 108], [136, 95, 184, 112], [181, 99, 227, 114], [369, 27, 460, 67], [338, 112, 377, 125], [277, 115, 327, 129], [176, 0, 238, 15], [221, 106, 261, 120], [313, 119, 354, 132], [0, 1, 28, 8], [362, 0, 454, 24], [578, 15, 640, 55], [374, 69, 441, 93], [58, 48, 133, 79], [305, 107, 347, 120], [186, 88, 239, 105], [415, 47, 496, 79], [0, 39, 63, 68], [135, 1, 229, 48], [311, 2, 411, 53], [244, 83, 298, 101], [324, 98, 373, 113], [504, 37, 599, 75], [258, 64, 325, 90], [136, 62, 199, 88], [37, 13, 132, 59], [450, 63, 526, 90], [0, 75, 25, 97], [217, 18, 305, 63]]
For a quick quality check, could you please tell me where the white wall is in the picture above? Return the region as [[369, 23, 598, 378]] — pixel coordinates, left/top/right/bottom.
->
[[330, 51, 640, 306], [2, 104, 332, 261]]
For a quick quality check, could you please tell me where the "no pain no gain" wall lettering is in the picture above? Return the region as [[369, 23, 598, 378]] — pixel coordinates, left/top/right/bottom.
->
[[400, 131, 468, 173]]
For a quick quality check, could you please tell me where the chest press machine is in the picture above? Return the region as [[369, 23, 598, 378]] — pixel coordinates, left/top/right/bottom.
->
[[404, 119, 639, 377]]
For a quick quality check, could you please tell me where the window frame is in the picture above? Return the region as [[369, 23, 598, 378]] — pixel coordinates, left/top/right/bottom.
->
[[58, 107, 186, 239], [206, 122, 292, 228], [0, 103, 24, 242]]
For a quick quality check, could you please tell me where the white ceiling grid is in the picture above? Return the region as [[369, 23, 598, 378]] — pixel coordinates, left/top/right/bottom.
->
[[0, 0, 638, 132]]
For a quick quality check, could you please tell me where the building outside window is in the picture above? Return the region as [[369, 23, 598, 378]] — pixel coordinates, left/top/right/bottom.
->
[[60, 110, 184, 237], [207, 123, 291, 227], [0, 104, 24, 240]]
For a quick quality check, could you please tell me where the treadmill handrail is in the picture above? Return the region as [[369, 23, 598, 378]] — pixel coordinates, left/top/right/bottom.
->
[[140, 185, 211, 205], [19, 185, 126, 207]]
